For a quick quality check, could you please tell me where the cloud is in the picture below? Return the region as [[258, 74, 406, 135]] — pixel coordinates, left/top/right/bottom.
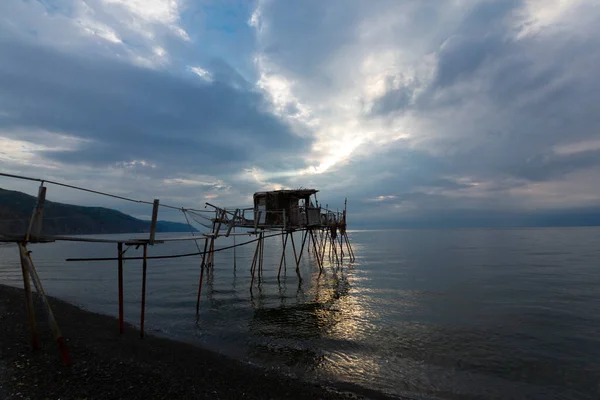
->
[[0, 1, 312, 214], [0, 38, 310, 170], [249, 0, 600, 222], [2, 0, 600, 227]]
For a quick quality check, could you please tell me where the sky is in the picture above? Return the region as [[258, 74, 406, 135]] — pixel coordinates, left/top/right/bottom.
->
[[1, 0, 600, 227]]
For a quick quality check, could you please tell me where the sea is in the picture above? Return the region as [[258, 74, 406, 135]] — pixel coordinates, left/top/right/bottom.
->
[[1, 228, 599, 400]]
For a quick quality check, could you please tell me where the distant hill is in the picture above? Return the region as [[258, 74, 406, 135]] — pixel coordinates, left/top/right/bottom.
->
[[0, 187, 196, 236]]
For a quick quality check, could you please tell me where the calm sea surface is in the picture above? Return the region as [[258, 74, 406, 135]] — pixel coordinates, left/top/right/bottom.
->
[[1, 228, 599, 399]]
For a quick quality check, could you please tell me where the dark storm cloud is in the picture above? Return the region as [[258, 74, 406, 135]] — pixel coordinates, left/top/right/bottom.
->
[[0, 38, 311, 175]]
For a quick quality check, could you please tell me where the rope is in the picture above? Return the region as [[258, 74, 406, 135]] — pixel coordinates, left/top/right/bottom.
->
[[188, 214, 214, 230], [65, 229, 293, 262], [0, 172, 206, 213]]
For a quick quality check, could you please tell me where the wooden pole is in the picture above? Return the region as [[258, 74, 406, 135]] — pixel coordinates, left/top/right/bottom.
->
[[149, 199, 159, 245], [207, 221, 216, 267], [283, 233, 287, 272], [19, 246, 39, 349], [196, 238, 209, 314], [320, 230, 328, 263], [258, 231, 264, 279], [250, 235, 261, 287], [290, 230, 298, 266], [209, 237, 215, 268], [309, 230, 323, 272], [345, 232, 355, 261], [225, 209, 238, 237], [278, 232, 288, 279], [332, 236, 340, 266], [140, 244, 148, 338], [19, 244, 71, 365], [295, 229, 309, 272], [26, 185, 47, 242], [117, 242, 124, 334]]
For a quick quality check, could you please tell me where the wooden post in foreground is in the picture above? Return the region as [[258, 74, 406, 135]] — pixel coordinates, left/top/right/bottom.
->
[[25, 184, 46, 243], [19, 244, 71, 365], [19, 247, 39, 349]]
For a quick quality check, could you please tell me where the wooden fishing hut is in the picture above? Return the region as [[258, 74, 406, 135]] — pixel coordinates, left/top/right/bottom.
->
[[0, 172, 355, 367], [251, 189, 321, 228]]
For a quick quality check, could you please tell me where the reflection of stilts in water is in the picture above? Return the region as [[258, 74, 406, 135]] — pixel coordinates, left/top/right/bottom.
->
[[247, 261, 354, 357], [277, 265, 291, 308], [205, 253, 216, 309], [233, 226, 237, 271], [249, 272, 266, 308]]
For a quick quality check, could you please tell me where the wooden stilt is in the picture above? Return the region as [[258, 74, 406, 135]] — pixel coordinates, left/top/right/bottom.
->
[[309, 229, 323, 272], [208, 237, 215, 268], [316, 229, 323, 252], [196, 238, 209, 314], [207, 222, 216, 267], [117, 242, 124, 334], [140, 244, 147, 338], [295, 229, 309, 272], [320, 230, 328, 263], [19, 244, 71, 365], [26, 185, 46, 243], [19, 246, 39, 349], [332, 236, 340, 266], [345, 232, 356, 261], [283, 233, 288, 272], [250, 235, 261, 287], [278, 232, 288, 279], [258, 231, 264, 279], [290, 230, 298, 265]]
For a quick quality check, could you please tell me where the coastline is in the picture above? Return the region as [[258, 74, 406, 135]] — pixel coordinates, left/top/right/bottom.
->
[[0, 283, 383, 400]]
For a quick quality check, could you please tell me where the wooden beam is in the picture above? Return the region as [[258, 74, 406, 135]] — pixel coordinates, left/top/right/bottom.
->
[[225, 209, 239, 237]]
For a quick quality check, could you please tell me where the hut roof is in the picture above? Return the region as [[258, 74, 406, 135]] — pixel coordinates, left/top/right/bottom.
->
[[253, 189, 318, 198]]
